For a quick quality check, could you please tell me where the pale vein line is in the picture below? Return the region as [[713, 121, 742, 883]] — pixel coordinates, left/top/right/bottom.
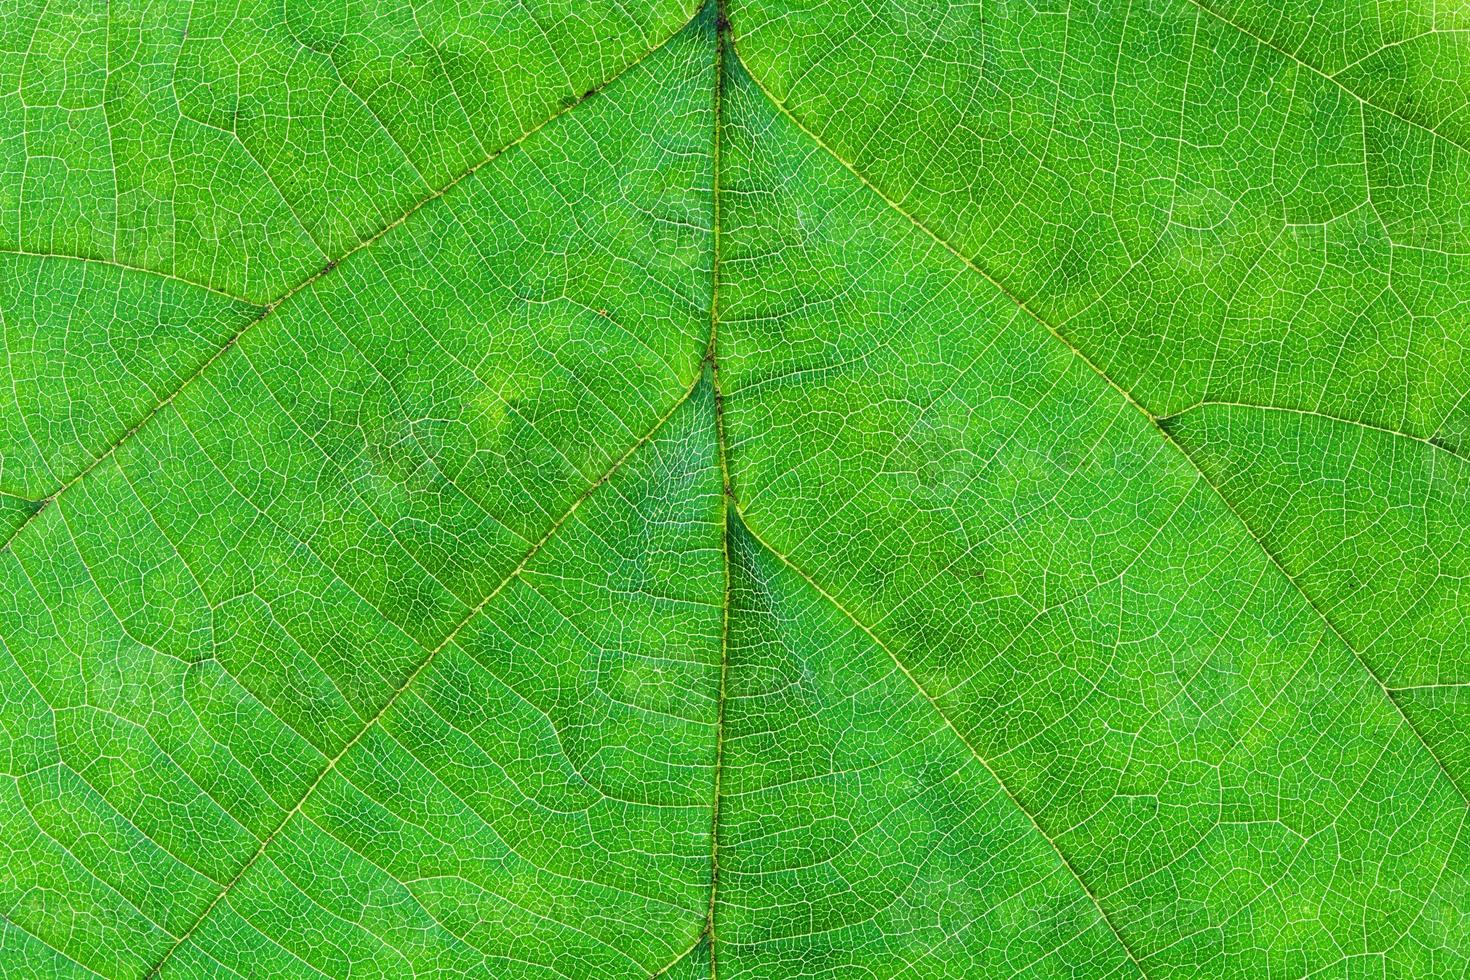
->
[[1178, 0, 1470, 155], [733, 43, 1470, 807], [729, 50, 1163, 430], [1160, 401, 1470, 465], [142, 373, 703, 977], [1389, 681, 1470, 693], [649, 934, 704, 979], [732, 507, 1151, 978], [0, 250, 257, 307], [0, 911, 109, 979], [0, 34, 676, 560], [1175, 445, 1470, 801], [1330, 28, 1470, 78]]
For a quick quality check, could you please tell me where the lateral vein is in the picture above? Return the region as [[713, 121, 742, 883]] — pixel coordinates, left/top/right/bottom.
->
[[0, 31, 682, 561], [142, 373, 705, 977], [731, 506, 1153, 979], [730, 41, 1470, 808]]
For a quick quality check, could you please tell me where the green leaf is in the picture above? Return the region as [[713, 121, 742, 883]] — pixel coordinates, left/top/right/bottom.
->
[[1, 0, 1466, 977]]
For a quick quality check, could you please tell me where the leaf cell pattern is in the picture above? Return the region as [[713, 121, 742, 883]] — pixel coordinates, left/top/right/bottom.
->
[[0, 0, 1467, 977]]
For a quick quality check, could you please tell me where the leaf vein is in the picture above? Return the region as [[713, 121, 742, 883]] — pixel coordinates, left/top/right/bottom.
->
[[140, 371, 703, 977]]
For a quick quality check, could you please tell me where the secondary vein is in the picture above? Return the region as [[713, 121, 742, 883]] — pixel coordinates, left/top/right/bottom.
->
[[142, 373, 705, 977], [0, 33, 680, 561], [731, 506, 1153, 979], [731, 43, 1470, 808]]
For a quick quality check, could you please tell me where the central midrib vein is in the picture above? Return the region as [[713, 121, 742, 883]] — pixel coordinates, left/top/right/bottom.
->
[[705, 7, 731, 977], [147, 15, 734, 974], [689, 5, 1148, 975]]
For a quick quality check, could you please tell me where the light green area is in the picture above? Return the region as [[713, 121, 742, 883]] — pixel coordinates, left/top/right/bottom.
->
[[1, 0, 1467, 976], [1163, 404, 1470, 796], [727, 0, 1470, 438], [0, 0, 698, 302], [0, 253, 261, 528]]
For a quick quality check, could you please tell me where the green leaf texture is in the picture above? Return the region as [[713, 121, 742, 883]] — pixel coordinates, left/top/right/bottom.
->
[[1, 0, 1467, 976]]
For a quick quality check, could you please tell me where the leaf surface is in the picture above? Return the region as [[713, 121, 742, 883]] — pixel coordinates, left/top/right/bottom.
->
[[1, 1, 1467, 977]]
